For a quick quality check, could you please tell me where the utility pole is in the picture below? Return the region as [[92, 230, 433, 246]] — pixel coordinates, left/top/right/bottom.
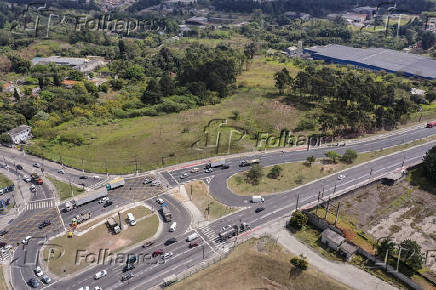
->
[[202, 245, 205, 259], [396, 247, 403, 272], [190, 184, 193, 201], [334, 183, 337, 193], [370, 168, 373, 176], [295, 193, 299, 210], [324, 197, 330, 220], [81, 159, 84, 174], [118, 212, 122, 230], [105, 160, 108, 177], [402, 155, 405, 168], [135, 158, 138, 175], [315, 192, 320, 216], [334, 202, 341, 226], [69, 179, 74, 197]]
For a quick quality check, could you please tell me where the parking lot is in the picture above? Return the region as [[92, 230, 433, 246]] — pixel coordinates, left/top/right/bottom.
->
[[0, 208, 63, 246]]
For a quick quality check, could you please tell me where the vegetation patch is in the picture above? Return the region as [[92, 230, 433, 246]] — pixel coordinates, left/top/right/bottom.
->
[[0, 173, 13, 188], [46, 175, 85, 201]]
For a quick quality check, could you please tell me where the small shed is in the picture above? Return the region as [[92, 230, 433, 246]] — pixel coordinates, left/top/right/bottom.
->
[[339, 241, 358, 261], [321, 228, 345, 251]]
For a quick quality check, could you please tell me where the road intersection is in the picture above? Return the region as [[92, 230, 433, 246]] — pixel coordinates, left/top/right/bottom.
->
[[1, 124, 435, 289]]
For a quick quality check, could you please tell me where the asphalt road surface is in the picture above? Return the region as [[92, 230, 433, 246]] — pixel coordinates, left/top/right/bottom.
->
[[4, 125, 436, 289]]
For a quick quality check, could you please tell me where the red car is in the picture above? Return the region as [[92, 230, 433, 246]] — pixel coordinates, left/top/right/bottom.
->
[[152, 249, 163, 257], [189, 242, 199, 248], [36, 178, 43, 185]]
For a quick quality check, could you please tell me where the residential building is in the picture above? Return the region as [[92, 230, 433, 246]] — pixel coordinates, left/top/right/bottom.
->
[[6, 125, 32, 145], [32, 56, 106, 73], [61, 80, 80, 89]]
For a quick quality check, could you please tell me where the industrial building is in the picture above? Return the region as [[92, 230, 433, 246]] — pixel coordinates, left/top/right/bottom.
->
[[304, 44, 436, 80]]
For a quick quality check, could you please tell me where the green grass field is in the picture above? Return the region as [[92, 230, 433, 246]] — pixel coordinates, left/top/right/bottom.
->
[[47, 175, 85, 201], [43, 214, 158, 276], [28, 57, 304, 174], [0, 173, 13, 188], [186, 180, 235, 220]]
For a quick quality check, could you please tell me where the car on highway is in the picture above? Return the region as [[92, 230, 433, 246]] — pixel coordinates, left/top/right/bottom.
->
[[151, 180, 161, 186], [33, 163, 41, 168], [103, 201, 113, 208], [27, 278, 39, 288], [204, 168, 213, 173], [190, 167, 200, 173], [41, 274, 51, 284], [57, 169, 65, 174], [98, 197, 109, 204], [143, 177, 153, 184], [222, 225, 232, 231], [93, 175, 100, 179], [0, 230, 8, 236], [34, 266, 43, 277], [179, 173, 189, 179], [169, 222, 177, 232], [255, 207, 265, 213], [337, 174, 346, 180], [94, 270, 107, 280], [123, 263, 135, 272], [164, 237, 177, 246], [127, 255, 137, 265], [23, 176, 31, 182], [189, 242, 199, 248], [30, 185, 36, 192], [121, 273, 134, 281], [156, 198, 164, 204], [163, 252, 173, 259], [0, 163, 7, 168], [152, 249, 164, 257], [79, 175, 88, 179], [16, 164, 23, 170], [22, 236, 32, 244], [39, 220, 51, 229]]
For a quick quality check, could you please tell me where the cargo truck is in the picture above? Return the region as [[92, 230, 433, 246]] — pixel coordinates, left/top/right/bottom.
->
[[64, 188, 108, 212], [107, 217, 121, 234], [239, 159, 260, 167], [106, 177, 125, 190], [219, 226, 238, 241], [160, 205, 172, 222], [205, 159, 226, 169], [426, 121, 436, 128], [251, 195, 265, 203]]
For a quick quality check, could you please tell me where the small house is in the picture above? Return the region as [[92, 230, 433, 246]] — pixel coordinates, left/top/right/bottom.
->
[[6, 125, 32, 145], [321, 228, 345, 251]]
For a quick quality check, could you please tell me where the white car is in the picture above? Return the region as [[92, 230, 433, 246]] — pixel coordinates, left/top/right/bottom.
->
[[33, 163, 41, 168], [94, 270, 107, 280], [94, 287, 102, 290], [190, 167, 200, 173], [23, 176, 31, 183], [78, 287, 90, 290], [180, 173, 189, 179], [30, 185, 36, 192], [151, 180, 161, 186], [156, 198, 164, 204], [222, 225, 232, 231], [57, 169, 65, 174], [98, 197, 109, 204], [93, 176, 100, 179], [34, 266, 43, 277], [22, 236, 32, 244], [337, 174, 346, 180], [163, 252, 173, 259]]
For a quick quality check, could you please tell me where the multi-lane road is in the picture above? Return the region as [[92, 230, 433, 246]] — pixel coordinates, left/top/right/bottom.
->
[[1, 124, 436, 289]]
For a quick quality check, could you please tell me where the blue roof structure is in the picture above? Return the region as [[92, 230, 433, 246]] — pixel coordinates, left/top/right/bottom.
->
[[304, 44, 436, 79]]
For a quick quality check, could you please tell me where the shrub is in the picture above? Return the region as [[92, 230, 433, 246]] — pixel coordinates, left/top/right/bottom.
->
[[289, 210, 308, 230], [340, 149, 358, 164], [290, 254, 308, 270], [267, 165, 282, 179]]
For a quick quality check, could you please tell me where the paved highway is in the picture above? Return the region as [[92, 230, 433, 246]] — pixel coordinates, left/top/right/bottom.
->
[[3, 124, 436, 289]]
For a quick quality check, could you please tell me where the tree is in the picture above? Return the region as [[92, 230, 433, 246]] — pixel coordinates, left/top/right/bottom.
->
[[231, 110, 240, 120], [8, 55, 31, 74], [325, 151, 340, 163], [245, 164, 263, 185], [290, 254, 308, 270], [13, 88, 20, 101], [274, 68, 291, 94], [421, 31, 436, 50], [423, 146, 436, 185], [110, 79, 124, 91], [244, 42, 256, 60], [288, 210, 307, 230], [399, 239, 423, 271], [376, 237, 395, 258], [159, 73, 175, 97], [340, 149, 358, 164], [267, 165, 282, 179], [0, 133, 11, 144], [306, 155, 316, 167], [141, 79, 162, 105], [68, 70, 84, 81]]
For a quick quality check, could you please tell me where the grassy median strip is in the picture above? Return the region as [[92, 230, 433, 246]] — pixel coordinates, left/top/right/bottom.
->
[[186, 181, 236, 220], [0, 265, 8, 290], [170, 237, 349, 290], [43, 214, 158, 276], [0, 173, 13, 188], [228, 135, 436, 196], [47, 175, 85, 201]]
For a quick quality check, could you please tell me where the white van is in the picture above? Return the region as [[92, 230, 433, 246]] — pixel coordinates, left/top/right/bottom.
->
[[127, 213, 136, 226], [169, 222, 177, 232], [186, 232, 199, 242]]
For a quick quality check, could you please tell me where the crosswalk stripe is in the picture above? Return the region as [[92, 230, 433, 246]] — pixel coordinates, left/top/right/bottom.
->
[[25, 199, 54, 211]]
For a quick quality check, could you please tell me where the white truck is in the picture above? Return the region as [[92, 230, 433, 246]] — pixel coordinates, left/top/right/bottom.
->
[[64, 188, 108, 212], [239, 159, 260, 167], [107, 217, 121, 234], [251, 195, 264, 203], [206, 159, 226, 168], [106, 177, 125, 190]]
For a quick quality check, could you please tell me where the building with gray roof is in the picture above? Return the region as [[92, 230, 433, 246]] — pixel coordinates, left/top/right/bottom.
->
[[304, 44, 436, 79]]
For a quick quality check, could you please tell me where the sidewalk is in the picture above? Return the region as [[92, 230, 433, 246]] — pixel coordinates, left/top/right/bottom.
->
[[254, 218, 396, 290]]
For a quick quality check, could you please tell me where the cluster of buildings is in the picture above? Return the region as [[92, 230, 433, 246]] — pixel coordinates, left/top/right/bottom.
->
[[31, 56, 107, 73]]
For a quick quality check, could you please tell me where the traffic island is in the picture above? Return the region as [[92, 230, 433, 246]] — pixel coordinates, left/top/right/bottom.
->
[[42, 208, 158, 277]]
